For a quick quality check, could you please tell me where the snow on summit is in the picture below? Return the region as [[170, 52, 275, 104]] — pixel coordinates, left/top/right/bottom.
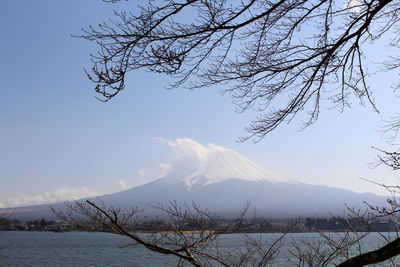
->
[[160, 138, 290, 187]]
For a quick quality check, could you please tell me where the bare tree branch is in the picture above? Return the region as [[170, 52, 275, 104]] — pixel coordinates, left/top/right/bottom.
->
[[54, 199, 289, 266], [81, 0, 400, 140], [337, 237, 400, 266]]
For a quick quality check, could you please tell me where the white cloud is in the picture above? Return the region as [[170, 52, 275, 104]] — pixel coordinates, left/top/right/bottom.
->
[[0, 186, 101, 208], [158, 138, 229, 179], [159, 163, 172, 177], [0, 178, 140, 208], [158, 138, 209, 176], [117, 179, 132, 190], [137, 169, 145, 177], [160, 137, 208, 162]]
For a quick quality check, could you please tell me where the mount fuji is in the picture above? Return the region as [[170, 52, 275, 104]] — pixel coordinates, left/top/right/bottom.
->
[[8, 139, 387, 219]]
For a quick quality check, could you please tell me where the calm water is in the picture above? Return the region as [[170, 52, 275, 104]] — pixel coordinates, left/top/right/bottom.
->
[[0, 231, 397, 266]]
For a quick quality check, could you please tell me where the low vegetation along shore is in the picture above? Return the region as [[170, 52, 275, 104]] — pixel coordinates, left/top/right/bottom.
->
[[0, 216, 394, 233]]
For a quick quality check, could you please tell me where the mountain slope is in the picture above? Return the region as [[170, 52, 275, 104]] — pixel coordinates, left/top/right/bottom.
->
[[100, 178, 383, 217]]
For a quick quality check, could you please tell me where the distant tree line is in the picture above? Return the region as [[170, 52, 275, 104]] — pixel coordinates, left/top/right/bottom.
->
[[304, 217, 395, 232], [0, 217, 62, 231], [2, 213, 393, 233]]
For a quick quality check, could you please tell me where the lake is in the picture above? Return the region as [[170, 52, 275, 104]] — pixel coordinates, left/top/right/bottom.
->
[[0, 231, 398, 266]]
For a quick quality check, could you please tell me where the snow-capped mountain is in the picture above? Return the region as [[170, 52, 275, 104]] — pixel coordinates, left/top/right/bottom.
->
[[8, 141, 387, 219], [161, 143, 290, 188]]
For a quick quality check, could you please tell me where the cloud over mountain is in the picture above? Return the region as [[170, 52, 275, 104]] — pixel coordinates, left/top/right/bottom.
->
[[159, 138, 289, 186]]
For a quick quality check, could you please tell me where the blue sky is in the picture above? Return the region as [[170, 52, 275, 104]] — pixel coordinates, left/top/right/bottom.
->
[[1, 1, 399, 207]]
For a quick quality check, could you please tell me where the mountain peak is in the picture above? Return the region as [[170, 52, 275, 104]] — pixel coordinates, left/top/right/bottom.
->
[[175, 143, 290, 187]]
